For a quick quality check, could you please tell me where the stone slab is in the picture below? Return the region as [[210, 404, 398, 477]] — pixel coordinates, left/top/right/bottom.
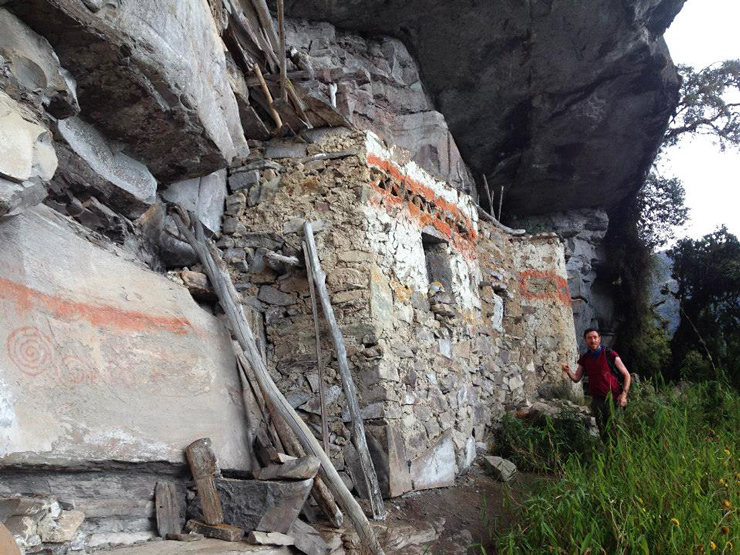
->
[[0, 90, 57, 184], [188, 478, 313, 535], [162, 170, 227, 235], [91, 538, 292, 554], [408, 430, 457, 491], [56, 117, 157, 217], [0, 205, 251, 470], [482, 456, 517, 482]]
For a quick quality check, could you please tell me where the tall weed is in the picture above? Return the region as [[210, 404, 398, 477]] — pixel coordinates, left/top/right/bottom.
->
[[496, 382, 740, 554]]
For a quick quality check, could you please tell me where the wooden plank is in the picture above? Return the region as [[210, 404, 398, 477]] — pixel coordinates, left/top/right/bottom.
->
[[482, 174, 494, 215], [253, 456, 321, 481], [277, 0, 287, 102], [155, 481, 181, 538], [302, 241, 330, 455], [185, 439, 223, 526], [185, 520, 244, 542], [171, 209, 383, 554], [302, 222, 387, 521], [0, 523, 22, 555]]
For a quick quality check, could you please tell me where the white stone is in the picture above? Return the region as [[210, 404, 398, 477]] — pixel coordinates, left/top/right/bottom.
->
[[409, 431, 457, 490], [0, 206, 251, 470], [0, 91, 57, 183]]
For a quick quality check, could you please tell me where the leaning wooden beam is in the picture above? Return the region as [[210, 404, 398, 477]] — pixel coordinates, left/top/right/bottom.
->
[[252, 64, 283, 130], [302, 222, 387, 521], [172, 210, 384, 555], [249, 0, 281, 54], [482, 174, 494, 216], [302, 241, 330, 456], [498, 185, 504, 222], [475, 204, 526, 236], [246, 352, 343, 530], [277, 0, 287, 102]]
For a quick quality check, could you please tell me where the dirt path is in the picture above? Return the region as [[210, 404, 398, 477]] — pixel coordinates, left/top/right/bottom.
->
[[380, 465, 541, 554]]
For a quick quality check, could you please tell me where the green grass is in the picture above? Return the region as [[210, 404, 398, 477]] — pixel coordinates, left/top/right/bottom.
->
[[493, 381, 740, 554]]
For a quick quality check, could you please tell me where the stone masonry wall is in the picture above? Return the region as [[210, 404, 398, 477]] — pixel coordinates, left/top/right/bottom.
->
[[222, 129, 579, 498]]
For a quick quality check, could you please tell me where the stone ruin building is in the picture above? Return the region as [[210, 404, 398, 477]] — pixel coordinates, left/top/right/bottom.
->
[[0, 0, 684, 553]]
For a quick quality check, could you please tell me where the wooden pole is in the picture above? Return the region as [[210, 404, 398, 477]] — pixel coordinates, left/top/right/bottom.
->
[[498, 185, 504, 222], [475, 204, 526, 235], [482, 174, 494, 215], [302, 241, 330, 455], [172, 210, 384, 554], [302, 222, 387, 521], [277, 0, 287, 102], [252, 64, 283, 130]]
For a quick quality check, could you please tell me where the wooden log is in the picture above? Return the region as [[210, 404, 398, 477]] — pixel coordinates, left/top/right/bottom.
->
[[249, 0, 281, 54], [482, 174, 494, 215], [253, 456, 321, 481], [277, 0, 287, 102], [252, 64, 283, 130], [302, 241, 330, 456], [185, 439, 223, 526], [475, 204, 526, 236], [172, 210, 379, 552], [155, 481, 180, 538], [253, 360, 343, 529], [185, 520, 244, 542], [302, 222, 387, 521], [498, 185, 504, 221]]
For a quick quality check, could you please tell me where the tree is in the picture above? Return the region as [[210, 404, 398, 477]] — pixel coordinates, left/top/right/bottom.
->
[[664, 60, 740, 150], [636, 170, 689, 250], [636, 61, 740, 250], [668, 226, 740, 387]]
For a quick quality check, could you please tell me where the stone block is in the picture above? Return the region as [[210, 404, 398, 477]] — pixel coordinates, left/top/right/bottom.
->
[[408, 430, 457, 491], [265, 142, 308, 159], [482, 456, 517, 482], [37, 509, 85, 542], [248, 531, 295, 546], [0, 206, 251, 470], [187, 478, 313, 535], [0, 9, 78, 118], [258, 285, 297, 306], [288, 518, 331, 555], [56, 117, 157, 218], [228, 169, 260, 192], [162, 170, 227, 235], [366, 422, 412, 498], [0, 91, 57, 184]]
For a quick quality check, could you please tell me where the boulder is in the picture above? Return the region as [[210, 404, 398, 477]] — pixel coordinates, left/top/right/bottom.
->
[[55, 117, 157, 218], [0, 91, 57, 185], [5, 0, 248, 180], [0, 8, 78, 118], [482, 456, 517, 483]]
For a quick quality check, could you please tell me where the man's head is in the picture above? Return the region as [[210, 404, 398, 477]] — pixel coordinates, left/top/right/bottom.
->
[[583, 328, 601, 351]]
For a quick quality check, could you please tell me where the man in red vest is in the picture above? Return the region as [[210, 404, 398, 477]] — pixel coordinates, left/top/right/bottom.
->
[[561, 328, 631, 437]]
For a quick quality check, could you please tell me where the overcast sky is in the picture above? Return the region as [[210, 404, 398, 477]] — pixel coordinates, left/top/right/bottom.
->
[[663, 0, 740, 240]]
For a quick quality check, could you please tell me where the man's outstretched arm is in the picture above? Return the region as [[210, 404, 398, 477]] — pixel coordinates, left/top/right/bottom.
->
[[615, 357, 631, 407], [562, 362, 584, 383]]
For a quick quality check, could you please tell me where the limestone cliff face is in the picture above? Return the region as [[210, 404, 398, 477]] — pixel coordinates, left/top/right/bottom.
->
[[278, 0, 685, 216]]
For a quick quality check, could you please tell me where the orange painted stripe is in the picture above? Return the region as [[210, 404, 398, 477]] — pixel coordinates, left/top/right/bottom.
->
[[0, 276, 194, 335]]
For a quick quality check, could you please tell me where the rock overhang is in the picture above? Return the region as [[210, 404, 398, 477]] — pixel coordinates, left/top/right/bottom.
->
[[278, 0, 685, 216]]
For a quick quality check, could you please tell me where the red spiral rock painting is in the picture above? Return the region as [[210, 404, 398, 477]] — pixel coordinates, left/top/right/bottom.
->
[[6, 326, 54, 376]]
